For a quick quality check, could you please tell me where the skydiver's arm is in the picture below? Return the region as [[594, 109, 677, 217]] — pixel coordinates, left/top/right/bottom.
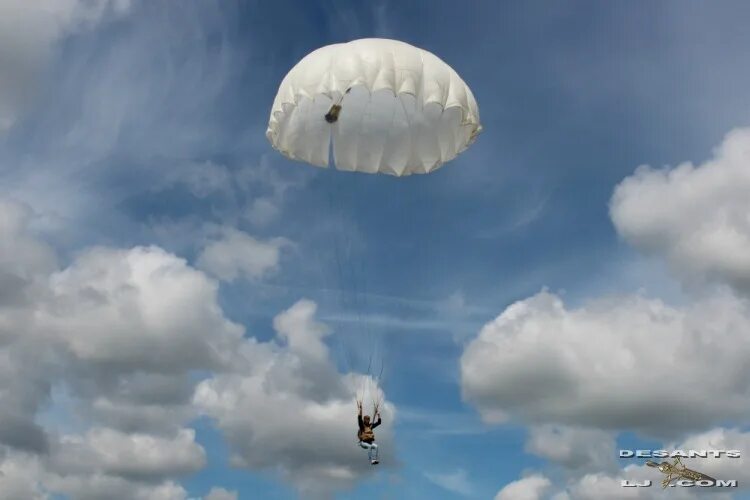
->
[[358, 415, 364, 431], [371, 414, 382, 429]]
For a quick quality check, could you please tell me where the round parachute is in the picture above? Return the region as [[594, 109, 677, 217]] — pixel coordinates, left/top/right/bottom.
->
[[266, 38, 482, 176]]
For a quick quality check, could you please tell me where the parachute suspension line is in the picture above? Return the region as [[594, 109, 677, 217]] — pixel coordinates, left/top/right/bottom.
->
[[322, 87, 385, 411], [340, 188, 377, 409], [325, 179, 374, 406], [370, 349, 385, 416], [353, 90, 379, 405], [324, 184, 360, 401]]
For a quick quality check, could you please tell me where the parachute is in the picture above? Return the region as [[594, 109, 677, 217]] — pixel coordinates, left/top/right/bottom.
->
[[267, 38, 482, 176], [266, 38, 482, 413]]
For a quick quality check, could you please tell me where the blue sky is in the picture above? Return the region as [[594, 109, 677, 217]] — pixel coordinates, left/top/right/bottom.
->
[[2, 1, 750, 499]]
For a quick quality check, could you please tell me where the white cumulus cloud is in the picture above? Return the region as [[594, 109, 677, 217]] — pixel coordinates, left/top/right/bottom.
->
[[461, 289, 750, 437], [0, 198, 236, 496], [611, 127, 750, 294], [194, 299, 395, 498], [42, 245, 244, 371], [53, 428, 205, 480], [0, 196, 397, 497]]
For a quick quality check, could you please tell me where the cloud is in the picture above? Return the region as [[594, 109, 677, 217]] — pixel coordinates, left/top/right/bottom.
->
[[478, 126, 750, 500], [611, 127, 750, 295], [204, 488, 237, 500], [0, 195, 400, 497], [425, 468, 474, 496], [667, 427, 750, 487], [52, 428, 205, 481], [236, 157, 309, 228], [0, 2, 260, 247], [498, 428, 748, 499], [558, 460, 736, 500], [245, 197, 280, 227], [0, 200, 61, 453], [525, 425, 616, 472], [0, 0, 131, 133], [0, 453, 47, 500], [194, 299, 395, 498], [0, 3, 403, 497], [196, 227, 289, 282], [142, 158, 310, 261], [0, 198, 240, 495], [45, 473, 189, 500], [460, 289, 750, 438], [495, 474, 551, 500], [0, 449, 192, 500], [564, 466, 653, 500], [273, 299, 332, 362], [497, 466, 715, 500], [0, 198, 57, 279], [166, 162, 235, 200], [42, 245, 244, 373], [539, 427, 750, 499], [81, 372, 198, 433]]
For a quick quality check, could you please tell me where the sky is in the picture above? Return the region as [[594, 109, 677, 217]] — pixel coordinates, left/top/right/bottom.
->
[[1, 1, 750, 499]]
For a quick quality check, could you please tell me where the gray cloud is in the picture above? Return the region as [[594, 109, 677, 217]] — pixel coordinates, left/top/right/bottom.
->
[[196, 227, 290, 283], [525, 425, 616, 472]]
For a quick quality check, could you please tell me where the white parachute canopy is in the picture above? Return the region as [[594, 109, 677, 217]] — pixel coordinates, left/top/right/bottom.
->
[[267, 38, 482, 176]]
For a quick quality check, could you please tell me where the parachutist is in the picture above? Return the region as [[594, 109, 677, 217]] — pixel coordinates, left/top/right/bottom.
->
[[357, 400, 382, 465]]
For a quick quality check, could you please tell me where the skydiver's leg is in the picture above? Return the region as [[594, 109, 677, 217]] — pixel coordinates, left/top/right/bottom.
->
[[358, 441, 378, 463], [359, 441, 372, 459]]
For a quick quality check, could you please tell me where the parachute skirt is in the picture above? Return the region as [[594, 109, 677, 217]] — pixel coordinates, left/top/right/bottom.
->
[[266, 38, 482, 176]]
